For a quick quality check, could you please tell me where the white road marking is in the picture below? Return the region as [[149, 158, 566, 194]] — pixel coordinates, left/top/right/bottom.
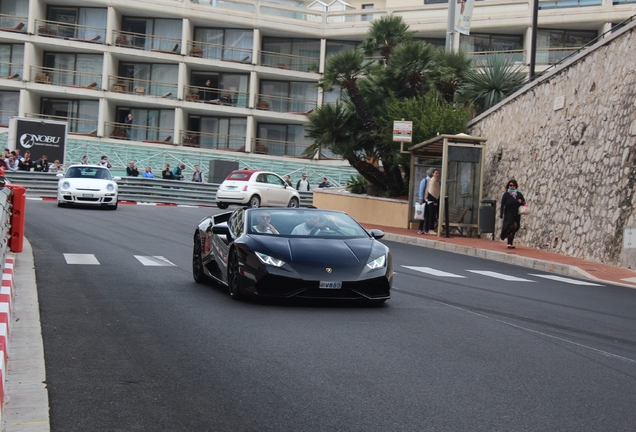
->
[[402, 266, 466, 278], [63, 254, 100, 265], [134, 256, 176, 266], [528, 274, 602, 286], [467, 270, 534, 282]]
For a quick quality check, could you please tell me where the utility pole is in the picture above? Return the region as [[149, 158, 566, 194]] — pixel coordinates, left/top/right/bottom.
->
[[445, 0, 456, 52], [529, 0, 539, 79]]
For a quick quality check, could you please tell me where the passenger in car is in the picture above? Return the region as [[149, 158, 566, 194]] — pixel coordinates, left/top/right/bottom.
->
[[252, 212, 279, 234]]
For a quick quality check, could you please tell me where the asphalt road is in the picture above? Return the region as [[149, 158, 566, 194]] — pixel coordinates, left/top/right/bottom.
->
[[24, 200, 636, 432]]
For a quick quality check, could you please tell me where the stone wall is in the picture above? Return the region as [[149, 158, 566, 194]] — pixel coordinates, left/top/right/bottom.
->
[[468, 21, 636, 267]]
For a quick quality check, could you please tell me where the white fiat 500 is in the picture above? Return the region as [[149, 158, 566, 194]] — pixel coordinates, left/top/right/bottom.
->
[[215, 170, 300, 209], [57, 165, 120, 210]]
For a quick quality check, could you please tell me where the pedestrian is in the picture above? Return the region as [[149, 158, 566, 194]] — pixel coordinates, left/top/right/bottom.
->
[[200, 79, 213, 102], [162, 163, 175, 180], [284, 174, 292, 187], [318, 177, 330, 188], [49, 160, 63, 173], [417, 168, 433, 234], [97, 155, 112, 168], [143, 166, 155, 178], [4, 154, 18, 171], [126, 160, 139, 177], [191, 165, 204, 183], [424, 169, 440, 235], [296, 173, 310, 191], [173, 163, 185, 180], [33, 154, 49, 172], [81, 155, 88, 164], [499, 178, 526, 249], [18, 150, 32, 171], [124, 113, 133, 139]]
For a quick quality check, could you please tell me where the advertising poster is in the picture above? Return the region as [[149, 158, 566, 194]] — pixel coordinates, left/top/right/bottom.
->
[[455, 0, 475, 36], [9, 118, 67, 163]]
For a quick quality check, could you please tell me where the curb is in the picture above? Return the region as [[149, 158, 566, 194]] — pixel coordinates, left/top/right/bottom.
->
[[0, 256, 15, 422]]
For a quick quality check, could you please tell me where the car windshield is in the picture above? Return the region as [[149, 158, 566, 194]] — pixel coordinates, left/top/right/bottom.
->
[[66, 167, 112, 180], [248, 209, 369, 238]]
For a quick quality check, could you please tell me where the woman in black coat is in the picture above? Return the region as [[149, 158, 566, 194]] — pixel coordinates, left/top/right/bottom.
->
[[500, 178, 525, 249]]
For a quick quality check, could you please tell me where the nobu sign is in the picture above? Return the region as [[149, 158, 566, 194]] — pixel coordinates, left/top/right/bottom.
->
[[9, 118, 67, 163]]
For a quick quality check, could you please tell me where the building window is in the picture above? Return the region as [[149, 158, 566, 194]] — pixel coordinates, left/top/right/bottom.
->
[[259, 80, 318, 113], [115, 107, 174, 142], [187, 116, 247, 150], [535, 29, 597, 65], [261, 37, 320, 72], [256, 124, 311, 157], [46, 6, 107, 40], [41, 98, 98, 134], [190, 71, 249, 107], [326, 40, 358, 59], [121, 17, 182, 51], [118, 63, 178, 97], [361, 4, 374, 21], [0, 43, 23, 77], [459, 33, 524, 65], [539, 0, 602, 9], [0, 91, 19, 125], [193, 28, 253, 63], [44, 53, 102, 87]]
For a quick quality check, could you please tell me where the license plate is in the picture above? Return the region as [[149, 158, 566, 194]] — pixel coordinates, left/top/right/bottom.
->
[[82, 194, 93, 197], [319, 281, 341, 289], [226, 186, 237, 190]]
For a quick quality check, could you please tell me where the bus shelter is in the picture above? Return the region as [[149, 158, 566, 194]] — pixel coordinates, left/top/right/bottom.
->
[[408, 133, 487, 237]]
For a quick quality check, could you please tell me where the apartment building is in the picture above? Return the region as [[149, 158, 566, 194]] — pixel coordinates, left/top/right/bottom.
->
[[0, 0, 633, 159]]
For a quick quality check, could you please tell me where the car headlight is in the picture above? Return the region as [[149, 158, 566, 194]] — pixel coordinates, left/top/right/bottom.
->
[[61, 181, 70, 189], [107, 183, 115, 192], [255, 252, 286, 267], [366, 255, 386, 270]]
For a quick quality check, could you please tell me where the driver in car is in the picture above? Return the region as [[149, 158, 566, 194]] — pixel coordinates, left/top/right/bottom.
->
[[292, 214, 325, 235], [252, 212, 279, 234]]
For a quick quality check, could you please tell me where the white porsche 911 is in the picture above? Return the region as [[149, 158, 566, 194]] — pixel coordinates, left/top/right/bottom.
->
[[57, 165, 120, 210]]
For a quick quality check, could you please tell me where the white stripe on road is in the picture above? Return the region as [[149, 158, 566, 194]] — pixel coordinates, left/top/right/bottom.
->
[[63, 254, 100, 265], [467, 270, 535, 282], [134, 256, 176, 266], [528, 274, 602, 286], [402, 266, 466, 278]]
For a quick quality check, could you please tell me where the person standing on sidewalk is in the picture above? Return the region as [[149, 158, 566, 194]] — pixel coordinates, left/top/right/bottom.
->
[[424, 169, 441, 234], [499, 178, 525, 249], [417, 168, 433, 234]]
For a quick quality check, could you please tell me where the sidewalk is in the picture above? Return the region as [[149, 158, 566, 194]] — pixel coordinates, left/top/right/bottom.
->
[[363, 224, 636, 289]]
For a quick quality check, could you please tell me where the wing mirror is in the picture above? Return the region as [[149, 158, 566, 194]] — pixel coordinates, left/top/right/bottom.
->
[[368, 229, 384, 239]]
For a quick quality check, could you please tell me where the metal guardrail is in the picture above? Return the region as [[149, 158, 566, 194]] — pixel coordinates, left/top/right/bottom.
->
[[5, 171, 314, 207], [0, 187, 12, 275]]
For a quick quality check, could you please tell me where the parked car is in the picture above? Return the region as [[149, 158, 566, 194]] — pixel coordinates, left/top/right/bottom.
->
[[57, 165, 120, 210], [215, 170, 300, 209], [192, 207, 392, 303]]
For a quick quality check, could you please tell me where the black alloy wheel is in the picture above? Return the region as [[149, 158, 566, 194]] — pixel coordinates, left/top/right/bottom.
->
[[192, 232, 208, 283], [227, 248, 242, 300]]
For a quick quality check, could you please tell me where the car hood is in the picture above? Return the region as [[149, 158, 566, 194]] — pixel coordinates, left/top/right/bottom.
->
[[249, 236, 382, 267]]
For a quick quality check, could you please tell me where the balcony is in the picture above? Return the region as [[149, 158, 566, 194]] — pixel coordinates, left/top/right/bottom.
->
[[105, 121, 174, 144], [252, 138, 309, 157], [0, 108, 18, 126], [535, 47, 585, 65], [468, 50, 525, 67], [0, 14, 26, 33], [183, 84, 247, 107], [26, 113, 97, 135], [180, 130, 245, 150], [108, 76, 177, 99], [35, 18, 105, 43], [254, 93, 316, 114], [113, 30, 182, 54], [539, 0, 602, 9], [260, 51, 320, 73], [0, 62, 22, 80], [30, 66, 101, 89], [187, 40, 251, 63]]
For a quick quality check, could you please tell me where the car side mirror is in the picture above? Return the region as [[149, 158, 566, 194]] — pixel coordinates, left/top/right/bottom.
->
[[112, 176, 121, 181], [56, 173, 64, 178], [212, 223, 230, 236], [368, 229, 384, 240]]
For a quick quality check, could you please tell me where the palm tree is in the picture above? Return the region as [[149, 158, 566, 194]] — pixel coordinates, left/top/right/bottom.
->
[[431, 50, 473, 103], [455, 54, 527, 112], [385, 40, 436, 98], [360, 15, 415, 64]]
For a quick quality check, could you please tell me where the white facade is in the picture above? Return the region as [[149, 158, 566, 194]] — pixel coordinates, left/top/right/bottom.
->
[[0, 0, 633, 157]]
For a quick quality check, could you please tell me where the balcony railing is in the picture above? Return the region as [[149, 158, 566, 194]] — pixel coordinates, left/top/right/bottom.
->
[[0, 14, 27, 33], [35, 18, 105, 43], [187, 40, 252, 63], [0, 109, 19, 126], [108, 76, 177, 99], [30, 66, 102, 88], [0, 62, 22, 79], [252, 138, 309, 157], [183, 85, 248, 107], [468, 49, 525, 66], [539, 0, 602, 9], [535, 47, 584, 65], [113, 30, 182, 54], [105, 121, 174, 144], [260, 51, 320, 73], [254, 93, 316, 114], [189, 0, 255, 13], [180, 130, 246, 150], [26, 113, 98, 135]]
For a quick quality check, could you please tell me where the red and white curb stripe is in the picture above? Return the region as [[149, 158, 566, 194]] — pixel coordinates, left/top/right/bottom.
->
[[0, 257, 15, 409]]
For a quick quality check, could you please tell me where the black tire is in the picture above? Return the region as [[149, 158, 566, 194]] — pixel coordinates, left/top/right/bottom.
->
[[227, 248, 242, 300], [248, 195, 261, 208], [217, 202, 229, 209], [287, 197, 299, 208], [57, 201, 66, 208], [109, 201, 118, 210], [193, 232, 209, 283]]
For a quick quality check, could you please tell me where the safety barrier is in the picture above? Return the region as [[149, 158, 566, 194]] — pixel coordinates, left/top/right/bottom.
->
[[4, 171, 314, 207], [0, 188, 11, 268]]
